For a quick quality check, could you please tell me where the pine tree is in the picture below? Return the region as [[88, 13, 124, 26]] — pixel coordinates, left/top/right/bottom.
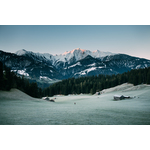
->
[[147, 69, 150, 84], [0, 61, 3, 90], [4, 67, 12, 90]]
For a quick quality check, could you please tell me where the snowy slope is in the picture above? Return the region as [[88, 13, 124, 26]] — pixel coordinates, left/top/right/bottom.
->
[[16, 49, 55, 63], [92, 49, 115, 58], [1, 84, 150, 125]]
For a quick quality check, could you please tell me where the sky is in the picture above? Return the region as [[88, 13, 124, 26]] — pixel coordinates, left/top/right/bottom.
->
[[0, 25, 150, 60]]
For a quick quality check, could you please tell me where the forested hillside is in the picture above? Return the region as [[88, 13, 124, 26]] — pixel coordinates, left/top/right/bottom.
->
[[1, 60, 150, 98], [0, 61, 42, 98], [43, 66, 150, 96]]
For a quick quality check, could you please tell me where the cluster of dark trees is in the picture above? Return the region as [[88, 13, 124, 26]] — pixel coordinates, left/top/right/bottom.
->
[[1, 60, 150, 98], [43, 66, 150, 96], [0, 61, 42, 98]]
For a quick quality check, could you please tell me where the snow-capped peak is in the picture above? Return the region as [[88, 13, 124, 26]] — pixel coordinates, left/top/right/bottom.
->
[[15, 49, 28, 56], [63, 48, 86, 55], [55, 48, 92, 63], [92, 50, 115, 58], [93, 49, 100, 53], [15, 48, 115, 65], [71, 48, 86, 53], [61, 48, 115, 59], [15, 49, 55, 62]]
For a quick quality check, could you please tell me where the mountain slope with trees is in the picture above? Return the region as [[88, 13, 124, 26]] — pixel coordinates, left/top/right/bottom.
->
[[0, 61, 42, 98], [43, 66, 150, 96], [1, 60, 150, 99]]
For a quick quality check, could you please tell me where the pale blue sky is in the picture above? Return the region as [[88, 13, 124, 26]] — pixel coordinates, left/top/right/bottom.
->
[[0, 25, 150, 59]]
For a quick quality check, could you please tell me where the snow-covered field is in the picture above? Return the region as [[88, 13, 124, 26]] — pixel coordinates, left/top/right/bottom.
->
[[0, 83, 150, 125]]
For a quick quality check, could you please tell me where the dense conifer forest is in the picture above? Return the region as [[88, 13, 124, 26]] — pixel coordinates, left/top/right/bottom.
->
[[1, 61, 150, 98], [0, 61, 42, 98], [43, 66, 150, 96]]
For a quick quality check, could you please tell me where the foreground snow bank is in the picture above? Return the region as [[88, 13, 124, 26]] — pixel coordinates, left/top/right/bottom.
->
[[0, 88, 40, 101]]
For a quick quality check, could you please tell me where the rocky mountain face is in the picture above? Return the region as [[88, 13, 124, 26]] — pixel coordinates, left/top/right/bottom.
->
[[0, 48, 150, 88]]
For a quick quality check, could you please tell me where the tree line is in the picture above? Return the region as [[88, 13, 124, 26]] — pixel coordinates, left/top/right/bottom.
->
[[0, 61, 42, 98], [43, 66, 150, 96]]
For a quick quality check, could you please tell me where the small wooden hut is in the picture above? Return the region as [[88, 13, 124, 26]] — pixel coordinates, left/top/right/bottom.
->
[[114, 95, 130, 100]]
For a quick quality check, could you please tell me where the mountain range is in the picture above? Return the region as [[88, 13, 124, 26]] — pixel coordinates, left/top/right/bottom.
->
[[0, 48, 150, 88]]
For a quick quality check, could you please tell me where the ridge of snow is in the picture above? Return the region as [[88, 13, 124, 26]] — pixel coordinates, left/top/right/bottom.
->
[[74, 66, 104, 76], [16, 49, 56, 63], [40, 76, 52, 81], [92, 50, 115, 58], [87, 63, 96, 67], [53, 48, 115, 63], [68, 62, 82, 69], [15, 48, 116, 65]]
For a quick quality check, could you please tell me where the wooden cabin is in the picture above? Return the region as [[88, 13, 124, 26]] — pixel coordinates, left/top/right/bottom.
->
[[114, 95, 130, 100]]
